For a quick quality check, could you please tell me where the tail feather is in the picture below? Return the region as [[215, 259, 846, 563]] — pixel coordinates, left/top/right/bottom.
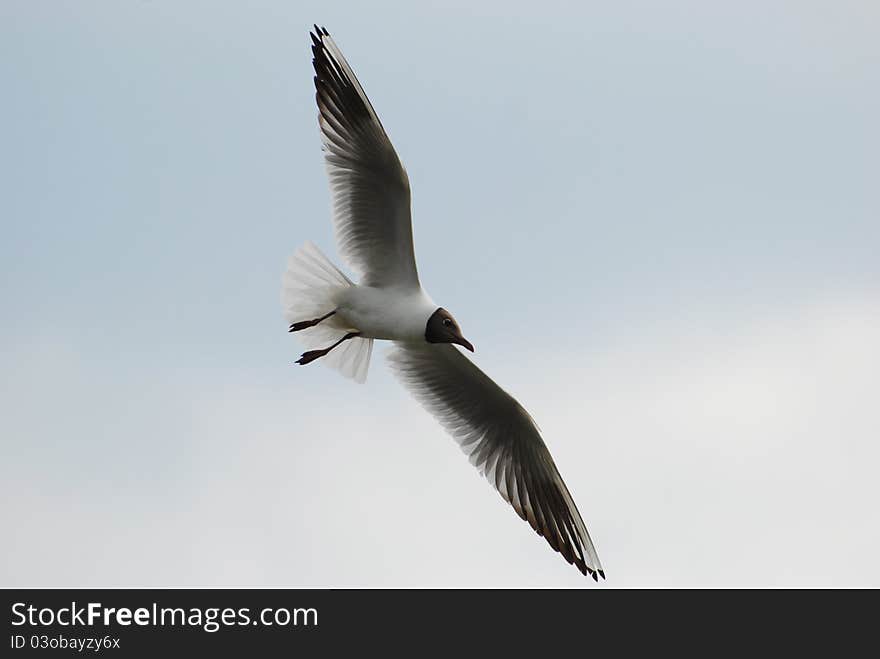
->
[[323, 331, 373, 383], [281, 242, 373, 383]]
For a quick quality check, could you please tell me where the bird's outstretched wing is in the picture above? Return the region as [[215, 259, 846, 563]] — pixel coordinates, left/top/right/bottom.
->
[[311, 26, 420, 290], [387, 342, 605, 580]]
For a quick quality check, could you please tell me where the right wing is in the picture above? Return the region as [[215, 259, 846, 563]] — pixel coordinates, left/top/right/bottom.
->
[[311, 26, 420, 290]]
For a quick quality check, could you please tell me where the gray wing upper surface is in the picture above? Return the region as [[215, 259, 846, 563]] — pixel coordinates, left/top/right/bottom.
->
[[311, 26, 420, 289], [387, 342, 604, 579]]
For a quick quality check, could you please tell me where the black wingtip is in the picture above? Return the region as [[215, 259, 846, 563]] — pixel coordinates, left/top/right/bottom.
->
[[583, 565, 605, 582]]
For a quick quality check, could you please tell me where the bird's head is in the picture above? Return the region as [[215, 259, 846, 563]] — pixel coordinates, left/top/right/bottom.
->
[[425, 308, 474, 352]]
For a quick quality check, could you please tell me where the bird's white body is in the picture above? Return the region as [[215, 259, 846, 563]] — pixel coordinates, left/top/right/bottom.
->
[[333, 285, 437, 342]]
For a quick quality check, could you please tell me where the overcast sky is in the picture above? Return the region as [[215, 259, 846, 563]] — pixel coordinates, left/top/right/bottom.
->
[[2, 0, 878, 587]]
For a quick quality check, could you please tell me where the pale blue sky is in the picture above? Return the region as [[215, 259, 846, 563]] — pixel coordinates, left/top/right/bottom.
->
[[1, 1, 878, 586]]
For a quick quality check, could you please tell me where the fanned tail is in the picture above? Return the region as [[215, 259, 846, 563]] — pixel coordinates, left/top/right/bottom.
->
[[281, 242, 373, 383]]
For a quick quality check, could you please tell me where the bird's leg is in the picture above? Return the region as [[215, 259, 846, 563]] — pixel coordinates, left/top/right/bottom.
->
[[295, 332, 360, 366], [288, 310, 336, 333]]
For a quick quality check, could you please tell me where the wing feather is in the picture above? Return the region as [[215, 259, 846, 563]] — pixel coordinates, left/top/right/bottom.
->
[[311, 26, 420, 289], [387, 342, 605, 579]]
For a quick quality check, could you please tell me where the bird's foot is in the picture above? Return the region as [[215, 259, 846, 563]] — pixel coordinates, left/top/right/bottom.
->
[[295, 348, 330, 365], [288, 310, 336, 333], [294, 331, 361, 366]]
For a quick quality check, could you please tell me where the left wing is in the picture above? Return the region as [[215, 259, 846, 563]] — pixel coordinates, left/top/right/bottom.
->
[[387, 342, 605, 580]]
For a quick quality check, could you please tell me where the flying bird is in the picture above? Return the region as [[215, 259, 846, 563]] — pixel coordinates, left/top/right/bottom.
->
[[282, 25, 605, 580]]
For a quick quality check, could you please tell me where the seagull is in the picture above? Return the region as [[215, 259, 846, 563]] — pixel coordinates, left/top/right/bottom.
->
[[282, 25, 605, 580]]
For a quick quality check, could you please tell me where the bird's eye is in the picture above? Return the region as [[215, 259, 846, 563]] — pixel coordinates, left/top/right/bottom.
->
[[443, 318, 452, 327]]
